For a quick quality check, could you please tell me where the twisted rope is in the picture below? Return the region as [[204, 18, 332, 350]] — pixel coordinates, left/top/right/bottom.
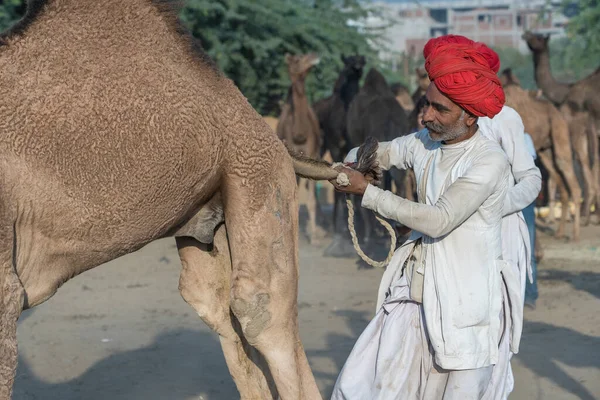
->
[[336, 172, 396, 268]]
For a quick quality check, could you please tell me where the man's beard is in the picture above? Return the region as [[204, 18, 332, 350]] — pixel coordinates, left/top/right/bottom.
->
[[425, 118, 468, 142]]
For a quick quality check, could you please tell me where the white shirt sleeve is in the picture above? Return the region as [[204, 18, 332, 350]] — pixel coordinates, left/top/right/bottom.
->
[[343, 132, 421, 171], [495, 107, 542, 215], [361, 151, 509, 238]]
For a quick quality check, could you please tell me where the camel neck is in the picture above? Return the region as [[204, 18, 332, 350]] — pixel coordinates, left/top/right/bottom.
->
[[533, 50, 570, 104], [289, 79, 309, 112]]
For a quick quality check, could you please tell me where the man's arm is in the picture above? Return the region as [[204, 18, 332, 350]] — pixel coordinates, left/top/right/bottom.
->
[[497, 107, 542, 216], [361, 151, 509, 238], [344, 132, 421, 171]]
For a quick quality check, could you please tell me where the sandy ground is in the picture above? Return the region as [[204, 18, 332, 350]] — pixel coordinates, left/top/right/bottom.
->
[[12, 214, 600, 400]]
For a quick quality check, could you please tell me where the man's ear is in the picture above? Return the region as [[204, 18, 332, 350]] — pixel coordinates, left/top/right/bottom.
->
[[464, 113, 478, 128]]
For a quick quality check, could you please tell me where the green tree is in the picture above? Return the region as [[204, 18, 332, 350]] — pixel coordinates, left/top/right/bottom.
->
[[0, 0, 25, 33], [181, 0, 390, 115], [562, 0, 600, 68]]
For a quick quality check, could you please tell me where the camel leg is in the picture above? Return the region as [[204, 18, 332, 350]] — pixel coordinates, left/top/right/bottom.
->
[[547, 177, 558, 223], [223, 168, 322, 400], [572, 130, 595, 226], [539, 149, 581, 241], [537, 150, 568, 238], [177, 227, 277, 399], [305, 179, 325, 245], [0, 225, 25, 400], [589, 118, 600, 220], [323, 191, 356, 258]]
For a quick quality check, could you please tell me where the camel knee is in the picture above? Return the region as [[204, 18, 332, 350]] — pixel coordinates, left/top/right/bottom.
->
[[230, 277, 273, 346], [230, 294, 272, 346]]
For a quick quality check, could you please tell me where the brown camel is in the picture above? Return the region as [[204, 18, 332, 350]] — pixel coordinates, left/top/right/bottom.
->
[[276, 52, 325, 244], [411, 67, 430, 106], [523, 31, 600, 224], [500, 69, 582, 240], [390, 81, 415, 113], [0, 1, 348, 399], [312, 54, 365, 258], [346, 68, 410, 250]]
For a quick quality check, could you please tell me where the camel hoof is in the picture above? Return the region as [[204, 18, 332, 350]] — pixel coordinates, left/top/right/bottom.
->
[[323, 235, 357, 258]]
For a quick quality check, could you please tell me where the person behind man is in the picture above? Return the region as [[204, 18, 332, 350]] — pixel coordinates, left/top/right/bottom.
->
[[521, 132, 539, 308], [329, 35, 523, 399]]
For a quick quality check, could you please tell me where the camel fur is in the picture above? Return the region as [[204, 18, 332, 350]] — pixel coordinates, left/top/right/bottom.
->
[[500, 69, 582, 241], [0, 1, 345, 398]]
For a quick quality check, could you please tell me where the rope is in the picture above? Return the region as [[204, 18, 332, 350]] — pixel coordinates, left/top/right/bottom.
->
[[336, 172, 397, 268]]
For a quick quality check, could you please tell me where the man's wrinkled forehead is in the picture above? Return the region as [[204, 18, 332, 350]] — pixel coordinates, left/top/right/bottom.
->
[[424, 82, 461, 113]]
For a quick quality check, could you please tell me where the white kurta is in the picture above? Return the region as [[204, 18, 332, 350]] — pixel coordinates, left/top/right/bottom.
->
[[477, 106, 542, 394], [478, 105, 542, 296], [332, 130, 523, 399]]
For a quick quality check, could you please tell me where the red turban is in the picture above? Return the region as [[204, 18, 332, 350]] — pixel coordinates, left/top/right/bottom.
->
[[423, 35, 505, 118]]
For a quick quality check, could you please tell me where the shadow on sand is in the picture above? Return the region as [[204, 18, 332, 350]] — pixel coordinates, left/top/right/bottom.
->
[[14, 311, 238, 400]]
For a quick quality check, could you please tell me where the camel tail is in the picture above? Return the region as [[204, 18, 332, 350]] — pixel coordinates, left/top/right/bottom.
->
[[285, 144, 339, 181]]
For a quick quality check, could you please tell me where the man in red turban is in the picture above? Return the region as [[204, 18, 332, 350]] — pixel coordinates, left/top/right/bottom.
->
[[329, 35, 525, 399]]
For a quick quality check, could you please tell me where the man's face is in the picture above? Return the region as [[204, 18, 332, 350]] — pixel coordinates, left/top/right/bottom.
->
[[422, 83, 474, 142]]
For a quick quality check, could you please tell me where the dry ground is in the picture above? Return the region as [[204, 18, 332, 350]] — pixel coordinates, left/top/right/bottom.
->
[[12, 216, 600, 399]]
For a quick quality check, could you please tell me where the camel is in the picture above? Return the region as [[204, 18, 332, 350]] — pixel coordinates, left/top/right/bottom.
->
[[523, 31, 600, 224], [346, 68, 410, 249], [276, 53, 325, 244], [500, 69, 582, 240], [0, 1, 351, 398], [312, 54, 365, 257], [390, 81, 415, 113], [411, 66, 430, 106]]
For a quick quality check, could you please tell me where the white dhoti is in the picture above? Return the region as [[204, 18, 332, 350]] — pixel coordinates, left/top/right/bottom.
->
[[331, 272, 514, 400]]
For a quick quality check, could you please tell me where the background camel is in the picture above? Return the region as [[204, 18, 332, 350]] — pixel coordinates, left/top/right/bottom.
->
[[276, 52, 325, 244], [523, 31, 600, 224], [500, 69, 582, 241], [0, 1, 350, 399], [313, 54, 365, 257], [346, 67, 410, 252], [390, 81, 415, 113], [411, 66, 430, 105]]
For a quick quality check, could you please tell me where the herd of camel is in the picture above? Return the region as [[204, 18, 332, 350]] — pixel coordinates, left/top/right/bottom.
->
[[266, 32, 600, 244]]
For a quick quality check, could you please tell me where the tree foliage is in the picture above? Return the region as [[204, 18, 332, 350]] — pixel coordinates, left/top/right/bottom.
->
[[180, 0, 390, 115], [0, 0, 25, 33], [561, 0, 600, 68]]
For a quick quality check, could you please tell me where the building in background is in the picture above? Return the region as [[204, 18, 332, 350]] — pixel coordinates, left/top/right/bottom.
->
[[369, 0, 570, 63]]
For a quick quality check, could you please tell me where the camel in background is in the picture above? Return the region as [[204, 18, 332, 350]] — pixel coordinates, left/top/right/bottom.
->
[[500, 69, 582, 240], [313, 54, 365, 257], [276, 52, 325, 244], [390, 81, 415, 113], [346, 68, 410, 251], [523, 31, 600, 224]]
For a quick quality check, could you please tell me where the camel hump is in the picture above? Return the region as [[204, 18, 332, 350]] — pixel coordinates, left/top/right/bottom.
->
[[362, 68, 391, 96]]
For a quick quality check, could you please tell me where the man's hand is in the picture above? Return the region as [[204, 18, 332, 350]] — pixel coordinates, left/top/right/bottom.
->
[[329, 165, 370, 196]]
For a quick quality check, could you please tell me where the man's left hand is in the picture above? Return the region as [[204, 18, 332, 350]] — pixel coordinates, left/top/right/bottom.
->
[[329, 165, 370, 196]]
